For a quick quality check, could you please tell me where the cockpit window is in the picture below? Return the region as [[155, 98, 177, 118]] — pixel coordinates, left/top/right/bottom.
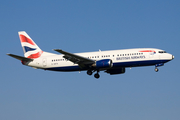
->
[[159, 51, 166, 53]]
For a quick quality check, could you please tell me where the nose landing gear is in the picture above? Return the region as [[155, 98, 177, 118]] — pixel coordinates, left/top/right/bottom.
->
[[154, 63, 164, 72], [155, 67, 159, 72]]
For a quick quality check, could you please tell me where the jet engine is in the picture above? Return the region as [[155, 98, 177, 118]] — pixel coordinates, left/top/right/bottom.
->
[[93, 59, 113, 69]]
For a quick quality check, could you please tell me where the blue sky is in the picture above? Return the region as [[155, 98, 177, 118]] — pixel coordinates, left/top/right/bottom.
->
[[1, 0, 180, 120]]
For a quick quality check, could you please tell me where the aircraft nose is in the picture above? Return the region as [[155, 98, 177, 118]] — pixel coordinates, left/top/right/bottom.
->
[[172, 55, 174, 59]]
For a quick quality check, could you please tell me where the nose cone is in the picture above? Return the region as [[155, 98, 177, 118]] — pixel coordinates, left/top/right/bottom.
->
[[172, 55, 175, 59]]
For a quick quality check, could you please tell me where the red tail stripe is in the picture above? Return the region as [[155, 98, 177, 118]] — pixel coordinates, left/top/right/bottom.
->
[[19, 35, 35, 45], [27, 51, 43, 59]]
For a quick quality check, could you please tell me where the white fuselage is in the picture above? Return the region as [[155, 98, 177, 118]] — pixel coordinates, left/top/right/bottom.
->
[[26, 48, 174, 72]]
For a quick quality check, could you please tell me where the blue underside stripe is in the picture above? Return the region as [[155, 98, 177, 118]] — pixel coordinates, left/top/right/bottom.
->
[[46, 60, 170, 72]]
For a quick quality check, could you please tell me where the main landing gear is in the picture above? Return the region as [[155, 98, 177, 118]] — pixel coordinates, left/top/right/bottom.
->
[[87, 70, 93, 75], [94, 72, 100, 79], [87, 69, 100, 79]]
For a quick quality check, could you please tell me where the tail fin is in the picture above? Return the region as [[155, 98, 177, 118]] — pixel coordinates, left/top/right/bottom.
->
[[18, 31, 43, 59]]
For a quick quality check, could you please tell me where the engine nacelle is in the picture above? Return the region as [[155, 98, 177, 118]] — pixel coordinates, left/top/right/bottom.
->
[[105, 68, 125, 75], [94, 59, 113, 69]]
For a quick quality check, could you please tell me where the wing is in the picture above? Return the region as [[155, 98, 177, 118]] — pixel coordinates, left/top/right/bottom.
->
[[53, 49, 95, 67], [7, 53, 33, 61]]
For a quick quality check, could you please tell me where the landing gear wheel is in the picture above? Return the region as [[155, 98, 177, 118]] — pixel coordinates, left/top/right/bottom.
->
[[87, 70, 93, 75], [155, 68, 159, 72], [94, 73, 100, 79]]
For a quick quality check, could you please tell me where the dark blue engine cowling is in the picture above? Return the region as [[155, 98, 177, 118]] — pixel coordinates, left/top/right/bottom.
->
[[105, 68, 125, 75], [95, 59, 113, 69]]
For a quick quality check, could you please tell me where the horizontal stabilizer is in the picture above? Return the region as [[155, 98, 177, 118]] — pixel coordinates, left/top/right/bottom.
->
[[6, 53, 33, 61]]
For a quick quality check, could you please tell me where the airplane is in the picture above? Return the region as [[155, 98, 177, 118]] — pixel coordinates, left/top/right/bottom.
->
[[7, 31, 174, 79]]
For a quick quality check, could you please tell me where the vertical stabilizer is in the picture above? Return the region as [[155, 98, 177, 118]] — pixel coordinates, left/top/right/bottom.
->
[[18, 31, 43, 59]]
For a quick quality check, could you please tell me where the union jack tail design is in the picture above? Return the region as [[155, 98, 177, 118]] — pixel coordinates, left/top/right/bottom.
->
[[18, 31, 43, 59]]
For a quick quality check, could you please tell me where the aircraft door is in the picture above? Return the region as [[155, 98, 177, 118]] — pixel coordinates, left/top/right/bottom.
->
[[155, 54, 160, 59], [149, 52, 160, 59], [149, 52, 154, 58], [42, 58, 47, 67]]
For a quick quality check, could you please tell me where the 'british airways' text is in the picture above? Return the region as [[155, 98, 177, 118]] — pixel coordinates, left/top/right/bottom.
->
[[116, 55, 146, 60]]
